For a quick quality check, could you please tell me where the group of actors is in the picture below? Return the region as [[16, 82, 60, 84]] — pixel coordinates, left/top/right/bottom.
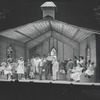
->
[[0, 54, 95, 82]]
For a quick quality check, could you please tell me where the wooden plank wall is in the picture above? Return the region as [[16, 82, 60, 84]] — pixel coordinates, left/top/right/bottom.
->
[[64, 44, 73, 60], [58, 41, 63, 61], [80, 34, 96, 64], [29, 37, 79, 61], [43, 39, 49, 56], [0, 36, 25, 63]]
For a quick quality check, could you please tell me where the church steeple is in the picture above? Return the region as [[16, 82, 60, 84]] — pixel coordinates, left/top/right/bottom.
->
[[41, 1, 57, 19]]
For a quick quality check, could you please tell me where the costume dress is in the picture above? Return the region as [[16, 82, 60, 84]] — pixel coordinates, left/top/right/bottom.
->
[[16, 60, 24, 74]]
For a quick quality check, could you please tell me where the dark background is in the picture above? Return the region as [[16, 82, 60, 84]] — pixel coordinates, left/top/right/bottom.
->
[[0, 0, 100, 32]]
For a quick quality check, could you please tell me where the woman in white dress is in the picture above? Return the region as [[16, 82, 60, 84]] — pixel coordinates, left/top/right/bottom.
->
[[70, 63, 83, 82], [4, 61, 12, 80], [16, 57, 25, 80], [0, 59, 7, 75], [52, 57, 59, 80], [34, 56, 41, 74], [85, 62, 95, 78]]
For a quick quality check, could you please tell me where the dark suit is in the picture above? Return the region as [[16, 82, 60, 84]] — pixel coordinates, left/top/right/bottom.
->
[[66, 60, 74, 70], [66, 60, 74, 81], [44, 60, 51, 80]]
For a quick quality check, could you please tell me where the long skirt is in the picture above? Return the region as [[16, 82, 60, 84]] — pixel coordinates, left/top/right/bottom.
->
[[17, 65, 24, 74], [85, 70, 94, 76], [70, 72, 82, 81]]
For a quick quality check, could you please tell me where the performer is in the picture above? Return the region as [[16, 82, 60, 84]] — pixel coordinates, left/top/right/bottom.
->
[[4, 61, 12, 80], [73, 56, 77, 67], [42, 56, 48, 80], [70, 63, 83, 82], [25, 59, 31, 79], [38, 57, 44, 80], [59, 60, 66, 80], [11, 60, 18, 80], [66, 59, 74, 81], [30, 56, 35, 79], [0, 59, 7, 75], [16, 57, 25, 80], [34, 55, 41, 74], [52, 57, 59, 80], [85, 62, 95, 78], [66, 59, 74, 70], [45, 53, 53, 80], [78, 56, 85, 67]]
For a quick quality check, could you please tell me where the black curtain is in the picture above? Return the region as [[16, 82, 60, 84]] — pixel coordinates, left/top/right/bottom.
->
[[96, 34, 100, 82]]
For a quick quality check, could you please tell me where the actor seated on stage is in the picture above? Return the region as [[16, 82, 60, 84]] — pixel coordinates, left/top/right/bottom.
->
[[85, 62, 95, 78], [69, 56, 84, 82]]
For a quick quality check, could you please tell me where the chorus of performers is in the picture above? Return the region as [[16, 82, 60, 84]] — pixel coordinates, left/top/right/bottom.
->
[[0, 54, 96, 82]]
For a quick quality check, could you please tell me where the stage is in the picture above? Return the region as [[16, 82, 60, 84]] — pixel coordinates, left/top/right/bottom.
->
[[0, 79, 100, 100], [0, 79, 100, 86]]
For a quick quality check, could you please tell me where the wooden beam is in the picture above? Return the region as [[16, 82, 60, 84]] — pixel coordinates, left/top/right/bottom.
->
[[53, 29, 79, 43], [27, 36, 51, 49], [26, 29, 50, 43], [52, 31, 79, 48], [33, 24, 42, 35], [72, 29, 80, 39], [14, 30, 33, 40], [26, 31, 51, 48], [52, 34, 74, 49]]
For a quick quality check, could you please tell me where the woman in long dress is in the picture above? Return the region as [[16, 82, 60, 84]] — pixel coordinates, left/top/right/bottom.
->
[[16, 57, 25, 80], [0, 59, 7, 75], [52, 57, 59, 80], [70, 63, 83, 82], [4, 61, 12, 80], [85, 62, 95, 78]]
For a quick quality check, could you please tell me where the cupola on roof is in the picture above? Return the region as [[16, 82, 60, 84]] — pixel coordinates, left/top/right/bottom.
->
[[41, 1, 56, 8], [41, 1, 57, 19]]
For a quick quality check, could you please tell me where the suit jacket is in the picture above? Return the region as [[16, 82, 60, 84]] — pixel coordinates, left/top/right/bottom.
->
[[66, 61, 74, 70]]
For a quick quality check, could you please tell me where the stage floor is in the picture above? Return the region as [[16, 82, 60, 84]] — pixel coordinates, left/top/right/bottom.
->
[[0, 78, 100, 86]]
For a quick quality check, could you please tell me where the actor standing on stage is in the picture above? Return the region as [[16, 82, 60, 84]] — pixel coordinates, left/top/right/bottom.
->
[[16, 57, 25, 80], [30, 56, 35, 79], [52, 57, 59, 80], [38, 57, 44, 80]]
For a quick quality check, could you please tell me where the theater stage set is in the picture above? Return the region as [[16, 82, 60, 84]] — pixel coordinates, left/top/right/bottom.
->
[[0, 1, 100, 100]]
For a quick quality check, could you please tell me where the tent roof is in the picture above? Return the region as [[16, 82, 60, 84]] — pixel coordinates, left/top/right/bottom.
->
[[0, 19, 99, 48]]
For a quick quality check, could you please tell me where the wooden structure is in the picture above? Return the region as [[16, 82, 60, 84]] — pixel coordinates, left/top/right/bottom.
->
[[0, 1, 100, 82]]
